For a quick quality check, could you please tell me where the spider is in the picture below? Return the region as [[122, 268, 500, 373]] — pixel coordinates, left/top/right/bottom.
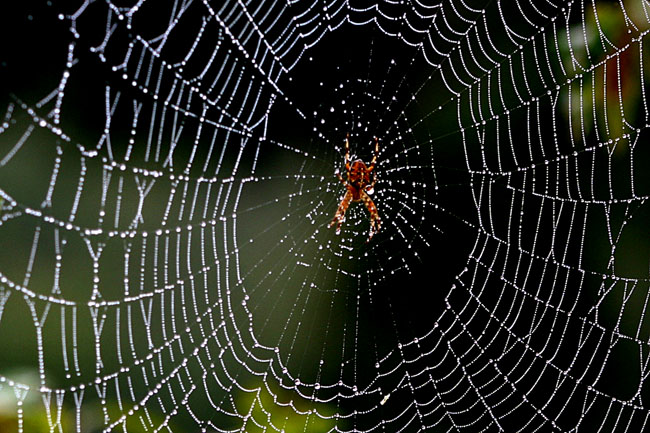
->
[[329, 133, 381, 241]]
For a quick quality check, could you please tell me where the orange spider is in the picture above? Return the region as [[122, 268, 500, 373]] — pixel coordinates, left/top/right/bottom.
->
[[329, 133, 381, 241]]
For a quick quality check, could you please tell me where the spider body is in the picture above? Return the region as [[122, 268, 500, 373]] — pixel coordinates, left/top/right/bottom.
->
[[347, 160, 372, 199], [329, 134, 381, 241]]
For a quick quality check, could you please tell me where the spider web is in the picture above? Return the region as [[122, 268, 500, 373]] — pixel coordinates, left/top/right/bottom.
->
[[0, 0, 650, 431]]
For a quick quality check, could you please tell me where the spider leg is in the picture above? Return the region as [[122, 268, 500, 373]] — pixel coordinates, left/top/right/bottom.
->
[[361, 190, 381, 241], [367, 136, 379, 171], [336, 171, 348, 186], [344, 133, 351, 172], [329, 189, 353, 235]]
